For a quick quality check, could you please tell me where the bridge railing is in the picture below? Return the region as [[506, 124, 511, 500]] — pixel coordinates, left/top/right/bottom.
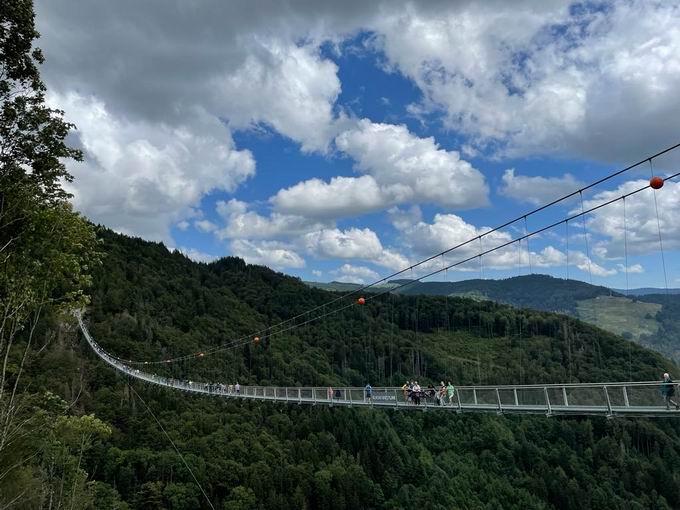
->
[[76, 311, 679, 417]]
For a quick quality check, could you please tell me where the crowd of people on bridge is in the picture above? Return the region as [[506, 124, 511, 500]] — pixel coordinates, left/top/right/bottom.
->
[[398, 380, 457, 406]]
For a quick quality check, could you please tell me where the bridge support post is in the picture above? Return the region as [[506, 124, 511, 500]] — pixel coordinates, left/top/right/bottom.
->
[[473, 389, 478, 405], [544, 387, 552, 416], [496, 388, 502, 414], [623, 386, 630, 407], [513, 388, 519, 407], [562, 386, 569, 406], [604, 386, 613, 417]]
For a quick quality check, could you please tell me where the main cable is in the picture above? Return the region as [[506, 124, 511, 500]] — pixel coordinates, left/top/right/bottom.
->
[[115, 170, 680, 365]]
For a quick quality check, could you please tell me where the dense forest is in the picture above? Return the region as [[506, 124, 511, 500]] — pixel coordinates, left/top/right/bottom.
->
[[4, 228, 680, 509], [4, 1, 680, 508], [308, 276, 680, 364]]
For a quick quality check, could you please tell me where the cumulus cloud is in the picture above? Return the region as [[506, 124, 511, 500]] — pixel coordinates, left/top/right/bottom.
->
[[57, 92, 255, 242], [37, 2, 347, 241], [36, 0, 680, 278], [332, 264, 380, 284], [400, 212, 617, 277], [273, 120, 488, 219], [372, 1, 680, 162], [499, 169, 585, 205], [388, 206, 422, 231], [617, 263, 645, 274], [194, 220, 218, 233], [216, 200, 331, 239], [336, 120, 488, 207], [229, 240, 305, 269], [582, 179, 680, 259], [301, 227, 409, 271], [303, 228, 382, 259], [271, 175, 385, 220], [217, 42, 342, 153]]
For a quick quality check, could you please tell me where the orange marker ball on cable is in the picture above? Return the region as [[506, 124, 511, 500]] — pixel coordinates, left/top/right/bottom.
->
[[650, 176, 664, 189], [253, 336, 260, 345], [357, 297, 366, 305]]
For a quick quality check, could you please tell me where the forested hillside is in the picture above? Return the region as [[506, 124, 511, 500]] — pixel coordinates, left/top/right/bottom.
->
[[307, 276, 680, 363], [7, 228, 680, 509]]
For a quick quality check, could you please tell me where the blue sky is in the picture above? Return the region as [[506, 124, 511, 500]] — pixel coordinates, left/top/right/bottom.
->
[[36, 0, 680, 289]]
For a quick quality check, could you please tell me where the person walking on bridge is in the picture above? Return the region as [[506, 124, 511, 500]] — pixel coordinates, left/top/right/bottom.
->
[[235, 382, 241, 395], [446, 381, 456, 406], [365, 383, 373, 403], [662, 373, 679, 410]]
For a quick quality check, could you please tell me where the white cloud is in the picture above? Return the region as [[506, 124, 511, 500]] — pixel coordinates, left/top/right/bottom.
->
[[372, 1, 680, 162], [399, 212, 618, 277], [311, 269, 323, 278], [336, 120, 488, 209], [300, 227, 409, 272], [273, 119, 488, 220], [303, 228, 383, 259], [229, 240, 305, 269], [388, 206, 422, 231], [216, 200, 331, 239], [57, 92, 255, 242], [176, 221, 190, 231], [194, 220, 218, 233], [216, 199, 248, 218], [582, 179, 680, 258], [617, 263, 644, 274], [570, 251, 617, 278], [375, 249, 411, 272], [271, 175, 385, 220], [499, 169, 585, 205], [332, 264, 380, 284], [217, 41, 343, 152]]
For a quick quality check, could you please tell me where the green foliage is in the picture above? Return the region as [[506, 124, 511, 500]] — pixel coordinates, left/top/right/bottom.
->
[[18, 228, 677, 510], [0, 1, 102, 506]]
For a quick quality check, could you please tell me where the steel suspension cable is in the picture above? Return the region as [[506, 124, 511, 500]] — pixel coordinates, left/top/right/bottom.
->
[[111, 166, 680, 366], [623, 196, 632, 381], [129, 384, 216, 510], [649, 159, 670, 298]]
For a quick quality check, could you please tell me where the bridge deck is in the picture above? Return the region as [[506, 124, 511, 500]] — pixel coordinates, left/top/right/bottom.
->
[[77, 312, 680, 418]]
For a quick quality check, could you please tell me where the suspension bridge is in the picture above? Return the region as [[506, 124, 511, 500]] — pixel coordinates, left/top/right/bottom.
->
[[77, 143, 680, 419], [77, 311, 679, 418]]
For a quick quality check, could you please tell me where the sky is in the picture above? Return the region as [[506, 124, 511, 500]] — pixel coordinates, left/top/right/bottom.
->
[[34, 0, 680, 288]]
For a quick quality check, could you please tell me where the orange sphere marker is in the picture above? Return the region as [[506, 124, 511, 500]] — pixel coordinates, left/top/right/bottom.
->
[[650, 176, 664, 189]]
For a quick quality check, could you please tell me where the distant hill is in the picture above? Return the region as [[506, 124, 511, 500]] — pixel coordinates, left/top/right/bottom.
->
[[612, 287, 680, 296], [307, 274, 615, 313]]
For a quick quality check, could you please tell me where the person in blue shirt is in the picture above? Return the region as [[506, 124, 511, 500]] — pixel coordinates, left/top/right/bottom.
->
[[365, 383, 373, 403]]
